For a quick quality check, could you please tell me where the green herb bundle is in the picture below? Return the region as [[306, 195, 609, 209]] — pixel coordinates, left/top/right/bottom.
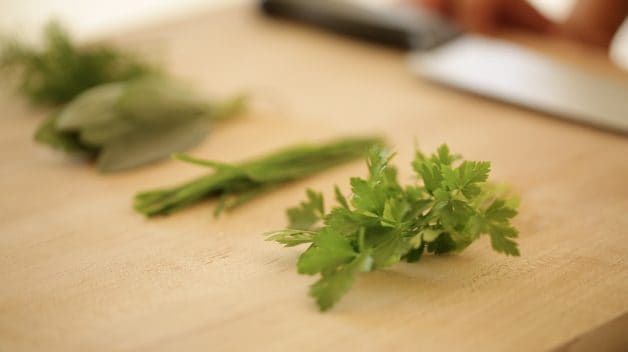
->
[[0, 22, 153, 106], [35, 77, 245, 172], [266, 145, 520, 311], [134, 137, 384, 217], [2, 22, 245, 172]]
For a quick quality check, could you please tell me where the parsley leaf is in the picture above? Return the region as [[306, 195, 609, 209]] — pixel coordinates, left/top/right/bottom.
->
[[287, 189, 325, 230], [266, 144, 520, 311], [309, 251, 373, 311], [298, 228, 357, 275], [484, 200, 520, 256]]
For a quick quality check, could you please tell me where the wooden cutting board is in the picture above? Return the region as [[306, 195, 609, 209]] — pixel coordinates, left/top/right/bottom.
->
[[1, 4, 627, 352]]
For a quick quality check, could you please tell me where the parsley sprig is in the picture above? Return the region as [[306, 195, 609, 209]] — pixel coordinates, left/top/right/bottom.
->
[[266, 144, 520, 311]]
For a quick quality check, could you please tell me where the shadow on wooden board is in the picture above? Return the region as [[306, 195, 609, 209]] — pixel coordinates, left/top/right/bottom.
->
[[553, 312, 628, 352]]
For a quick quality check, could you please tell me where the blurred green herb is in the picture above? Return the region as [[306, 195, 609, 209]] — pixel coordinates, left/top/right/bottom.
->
[[265, 144, 520, 311], [0, 22, 153, 106], [134, 137, 384, 217], [35, 77, 246, 172]]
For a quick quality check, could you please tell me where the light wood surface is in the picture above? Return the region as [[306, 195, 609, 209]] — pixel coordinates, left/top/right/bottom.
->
[[1, 5, 628, 352]]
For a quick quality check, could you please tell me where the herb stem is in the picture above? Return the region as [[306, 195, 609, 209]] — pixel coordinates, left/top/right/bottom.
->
[[134, 136, 384, 217]]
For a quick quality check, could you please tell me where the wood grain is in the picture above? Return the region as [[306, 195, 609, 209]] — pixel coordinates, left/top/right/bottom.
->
[[1, 4, 627, 352]]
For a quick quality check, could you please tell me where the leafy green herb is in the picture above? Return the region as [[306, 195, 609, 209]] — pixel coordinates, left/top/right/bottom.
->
[[265, 144, 520, 311], [34, 76, 245, 172], [134, 137, 384, 217], [1, 22, 153, 106]]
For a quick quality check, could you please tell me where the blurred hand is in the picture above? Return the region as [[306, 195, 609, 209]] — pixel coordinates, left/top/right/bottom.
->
[[411, 0, 628, 48], [413, 0, 554, 33], [563, 0, 628, 47]]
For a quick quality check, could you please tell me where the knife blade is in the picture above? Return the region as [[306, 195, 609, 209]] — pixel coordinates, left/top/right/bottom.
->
[[410, 35, 628, 134], [260, 0, 628, 135]]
